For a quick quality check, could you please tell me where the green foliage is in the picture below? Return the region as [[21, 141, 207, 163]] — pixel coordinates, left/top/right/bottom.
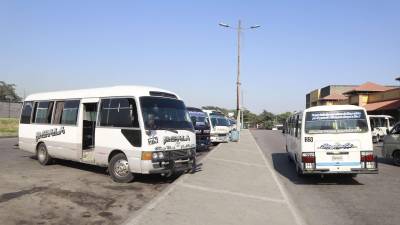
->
[[0, 81, 22, 102], [201, 106, 292, 129]]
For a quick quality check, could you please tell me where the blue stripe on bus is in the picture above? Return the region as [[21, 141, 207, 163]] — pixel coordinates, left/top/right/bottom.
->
[[316, 162, 360, 167]]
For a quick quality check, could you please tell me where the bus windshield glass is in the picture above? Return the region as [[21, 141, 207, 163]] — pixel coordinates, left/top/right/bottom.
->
[[305, 110, 368, 134], [211, 116, 230, 127], [140, 96, 193, 130]]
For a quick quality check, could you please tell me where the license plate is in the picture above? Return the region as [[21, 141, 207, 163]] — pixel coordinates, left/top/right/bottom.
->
[[332, 156, 343, 161]]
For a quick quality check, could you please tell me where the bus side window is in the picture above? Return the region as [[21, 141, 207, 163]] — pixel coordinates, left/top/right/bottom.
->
[[20, 101, 33, 124], [53, 101, 65, 124], [99, 98, 139, 128], [34, 101, 54, 124]]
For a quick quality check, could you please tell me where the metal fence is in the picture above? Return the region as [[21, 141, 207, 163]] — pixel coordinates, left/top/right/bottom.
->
[[0, 101, 22, 118]]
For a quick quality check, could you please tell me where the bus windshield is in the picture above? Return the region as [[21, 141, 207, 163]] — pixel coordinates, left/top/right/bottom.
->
[[140, 96, 193, 130], [211, 117, 230, 127], [305, 110, 368, 134]]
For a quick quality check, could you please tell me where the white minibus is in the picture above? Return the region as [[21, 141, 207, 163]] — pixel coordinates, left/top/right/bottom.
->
[[203, 110, 230, 143], [369, 115, 395, 142], [19, 86, 196, 183], [285, 105, 378, 176]]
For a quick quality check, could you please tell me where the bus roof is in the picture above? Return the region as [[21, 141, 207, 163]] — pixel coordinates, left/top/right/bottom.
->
[[24, 85, 179, 101], [304, 105, 366, 113]]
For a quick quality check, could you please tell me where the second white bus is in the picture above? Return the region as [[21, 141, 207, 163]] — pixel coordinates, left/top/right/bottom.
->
[[285, 105, 378, 176]]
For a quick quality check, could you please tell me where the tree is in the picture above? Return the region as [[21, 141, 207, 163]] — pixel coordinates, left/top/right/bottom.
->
[[201, 106, 235, 116], [276, 112, 292, 124], [0, 81, 21, 102]]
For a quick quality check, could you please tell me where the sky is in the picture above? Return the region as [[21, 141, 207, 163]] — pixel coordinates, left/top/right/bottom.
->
[[1, 0, 399, 113]]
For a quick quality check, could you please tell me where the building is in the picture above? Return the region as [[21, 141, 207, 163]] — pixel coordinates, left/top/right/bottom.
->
[[306, 79, 400, 120], [306, 85, 356, 108]]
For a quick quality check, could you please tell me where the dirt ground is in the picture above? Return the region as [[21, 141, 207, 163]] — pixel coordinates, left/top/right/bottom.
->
[[0, 138, 181, 225]]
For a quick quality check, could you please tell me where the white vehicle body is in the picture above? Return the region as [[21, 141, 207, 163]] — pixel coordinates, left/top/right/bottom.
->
[[369, 115, 395, 142], [285, 105, 378, 175], [18, 86, 196, 182], [203, 110, 230, 143]]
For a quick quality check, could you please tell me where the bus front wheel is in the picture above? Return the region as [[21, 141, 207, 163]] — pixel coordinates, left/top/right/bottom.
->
[[109, 153, 134, 183], [37, 143, 52, 166]]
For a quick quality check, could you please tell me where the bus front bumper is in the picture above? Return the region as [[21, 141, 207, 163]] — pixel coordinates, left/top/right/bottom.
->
[[146, 149, 196, 175]]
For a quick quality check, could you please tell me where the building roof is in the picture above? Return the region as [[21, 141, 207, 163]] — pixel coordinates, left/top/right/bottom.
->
[[363, 99, 400, 111], [343, 82, 393, 95], [319, 93, 347, 101]]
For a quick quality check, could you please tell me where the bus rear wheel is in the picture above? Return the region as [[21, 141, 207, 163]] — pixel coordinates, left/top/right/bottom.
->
[[393, 151, 400, 166], [37, 143, 52, 165], [109, 153, 134, 183]]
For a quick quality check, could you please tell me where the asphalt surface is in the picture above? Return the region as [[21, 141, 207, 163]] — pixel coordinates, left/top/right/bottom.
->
[[251, 130, 400, 225], [0, 138, 211, 225]]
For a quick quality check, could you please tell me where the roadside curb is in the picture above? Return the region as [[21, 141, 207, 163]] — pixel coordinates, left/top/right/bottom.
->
[[0, 136, 17, 139], [122, 143, 223, 225]]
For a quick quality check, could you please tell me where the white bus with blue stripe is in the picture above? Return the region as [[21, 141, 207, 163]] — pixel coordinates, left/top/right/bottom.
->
[[285, 105, 378, 176]]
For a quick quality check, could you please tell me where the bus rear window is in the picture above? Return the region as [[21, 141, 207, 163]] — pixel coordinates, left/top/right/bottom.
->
[[305, 110, 368, 134]]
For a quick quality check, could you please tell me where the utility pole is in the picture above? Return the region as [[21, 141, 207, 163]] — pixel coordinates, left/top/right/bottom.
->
[[241, 89, 244, 129], [219, 20, 260, 138], [236, 20, 241, 132]]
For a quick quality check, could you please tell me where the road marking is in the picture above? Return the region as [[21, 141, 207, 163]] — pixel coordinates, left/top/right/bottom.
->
[[207, 157, 267, 168], [179, 182, 286, 204], [227, 148, 261, 154], [123, 144, 223, 225], [249, 131, 307, 225]]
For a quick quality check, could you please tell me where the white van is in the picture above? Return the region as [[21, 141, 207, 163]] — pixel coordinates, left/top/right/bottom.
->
[[18, 86, 196, 183], [203, 110, 230, 143], [285, 105, 378, 176], [369, 115, 395, 142]]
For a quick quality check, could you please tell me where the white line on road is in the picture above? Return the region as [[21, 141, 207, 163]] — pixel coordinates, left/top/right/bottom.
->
[[179, 182, 286, 204], [249, 132, 307, 225], [207, 157, 267, 168]]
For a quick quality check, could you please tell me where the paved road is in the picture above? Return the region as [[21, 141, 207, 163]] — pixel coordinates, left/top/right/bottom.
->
[[0, 138, 210, 225], [251, 130, 400, 225]]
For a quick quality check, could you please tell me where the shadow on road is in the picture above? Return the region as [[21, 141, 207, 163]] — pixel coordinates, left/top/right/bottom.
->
[[377, 157, 397, 167], [271, 153, 363, 185], [27, 155, 180, 184]]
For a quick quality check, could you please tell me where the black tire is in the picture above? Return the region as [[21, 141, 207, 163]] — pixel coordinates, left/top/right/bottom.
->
[[287, 153, 292, 162], [296, 164, 303, 177], [37, 143, 52, 165], [108, 153, 134, 183], [393, 151, 400, 166]]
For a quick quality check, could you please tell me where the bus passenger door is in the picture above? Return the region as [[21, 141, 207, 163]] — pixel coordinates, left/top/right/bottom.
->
[[81, 100, 98, 163]]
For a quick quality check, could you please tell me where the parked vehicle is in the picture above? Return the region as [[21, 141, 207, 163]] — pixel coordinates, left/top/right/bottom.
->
[[369, 115, 395, 143], [19, 86, 196, 183], [203, 110, 230, 143], [228, 118, 237, 132], [187, 107, 211, 151], [383, 122, 400, 166], [285, 105, 378, 176]]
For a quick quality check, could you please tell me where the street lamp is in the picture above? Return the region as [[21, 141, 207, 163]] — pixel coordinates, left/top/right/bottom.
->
[[219, 20, 260, 135]]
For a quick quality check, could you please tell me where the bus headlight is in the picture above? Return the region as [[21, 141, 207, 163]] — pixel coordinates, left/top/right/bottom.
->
[[152, 152, 159, 160], [158, 152, 165, 159]]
